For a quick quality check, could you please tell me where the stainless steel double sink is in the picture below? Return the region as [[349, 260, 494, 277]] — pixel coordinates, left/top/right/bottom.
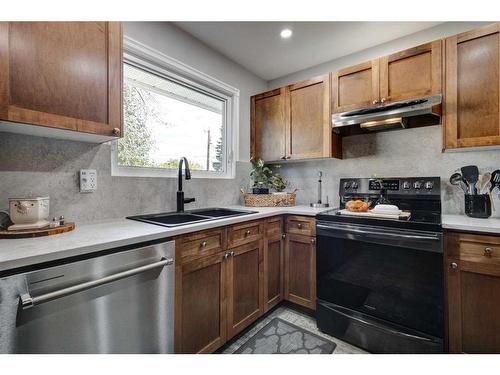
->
[[127, 208, 257, 228]]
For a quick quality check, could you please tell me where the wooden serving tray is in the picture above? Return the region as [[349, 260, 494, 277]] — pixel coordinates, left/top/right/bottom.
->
[[0, 222, 75, 239], [339, 209, 411, 220]]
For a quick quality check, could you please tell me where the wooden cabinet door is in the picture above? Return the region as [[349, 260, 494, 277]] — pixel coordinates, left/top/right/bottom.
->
[[379, 40, 442, 104], [226, 240, 263, 339], [287, 75, 340, 159], [284, 234, 316, 310], [263, 232, 284, 312], [444, 23, 500, 149], [446, 231, 500, 353], [0, 22, 122, 137], [331, 60, 380, 113], [175, 253, 227, 353], [251, 88, 286, 162]]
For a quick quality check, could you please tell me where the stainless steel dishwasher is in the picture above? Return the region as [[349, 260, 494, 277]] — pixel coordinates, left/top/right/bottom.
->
[[0, 239, 175, 354]]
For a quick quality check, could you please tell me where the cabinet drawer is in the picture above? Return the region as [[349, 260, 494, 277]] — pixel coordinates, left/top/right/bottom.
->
[[266, 217, 283, 236], [178, 229, 225, 263], [228, 220, 263, 248], [460, 240, 500, 266], [286, 216, 315, 236]]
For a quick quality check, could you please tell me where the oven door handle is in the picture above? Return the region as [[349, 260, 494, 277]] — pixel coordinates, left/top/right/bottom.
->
[[316, 223, 440, 241], [19, 257, 174, 310]]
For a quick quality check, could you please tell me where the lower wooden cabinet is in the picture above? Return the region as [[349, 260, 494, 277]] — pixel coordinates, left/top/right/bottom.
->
[[446, 231, 500, 353], [175, 253, 227, 354], [263, 217, 285, 312], [175, 215, 315, 353], [284, 233, 316, 310], [226, 240, 263, 339]]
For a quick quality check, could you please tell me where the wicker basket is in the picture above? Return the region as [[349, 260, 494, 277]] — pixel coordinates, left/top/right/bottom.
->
[[243, 193, 296, 207]]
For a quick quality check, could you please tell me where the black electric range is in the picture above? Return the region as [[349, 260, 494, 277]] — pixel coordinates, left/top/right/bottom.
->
[[315, 177, 444, 354]]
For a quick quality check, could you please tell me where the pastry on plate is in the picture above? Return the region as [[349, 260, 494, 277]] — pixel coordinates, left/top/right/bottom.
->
[[346, 200, 369, 212]]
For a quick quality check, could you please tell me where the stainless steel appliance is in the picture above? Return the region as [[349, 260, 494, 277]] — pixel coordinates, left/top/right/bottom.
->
[[332, 95, 441, 134], [0, 239, 175, 354], [315, 177, 444, 353]]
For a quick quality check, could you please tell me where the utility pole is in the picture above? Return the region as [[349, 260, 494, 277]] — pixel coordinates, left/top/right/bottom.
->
[[206, 128, 211, 171]]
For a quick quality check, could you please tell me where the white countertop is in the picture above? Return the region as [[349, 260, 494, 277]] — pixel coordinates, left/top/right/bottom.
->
[[442, 214, 500, 235], [0, 205, 328, 273]]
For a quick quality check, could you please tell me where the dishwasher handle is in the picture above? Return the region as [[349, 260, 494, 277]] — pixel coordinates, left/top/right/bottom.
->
[[20, 257, 174, 310]]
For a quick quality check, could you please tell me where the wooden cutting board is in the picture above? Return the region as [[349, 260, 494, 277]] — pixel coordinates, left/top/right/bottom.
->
[[0, 222, 75, 239], [339, 209, 411, 220]]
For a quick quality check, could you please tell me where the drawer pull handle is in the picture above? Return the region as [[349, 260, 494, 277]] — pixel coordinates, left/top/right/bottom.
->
[[450, 262, 458, 269], [297, 223, 303, 229], [200, 241, 207, 248], [245, 230, 251, 236], [484, 247, 493, 257]]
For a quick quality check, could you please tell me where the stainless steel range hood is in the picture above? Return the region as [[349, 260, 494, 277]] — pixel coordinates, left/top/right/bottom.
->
[[332, 95, 442, 134]]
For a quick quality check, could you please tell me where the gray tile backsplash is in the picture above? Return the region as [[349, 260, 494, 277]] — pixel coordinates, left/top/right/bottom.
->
[[0, 132, 251, 223], [2, 124, 500, 223], [275, 125, 500, 217]]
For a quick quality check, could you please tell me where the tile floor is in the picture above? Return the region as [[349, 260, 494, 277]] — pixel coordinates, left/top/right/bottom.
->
[[219, 304, 367, 354]]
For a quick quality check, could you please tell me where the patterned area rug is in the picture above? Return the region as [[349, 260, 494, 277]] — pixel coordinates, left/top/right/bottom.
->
[[234, 318, 337, 354]]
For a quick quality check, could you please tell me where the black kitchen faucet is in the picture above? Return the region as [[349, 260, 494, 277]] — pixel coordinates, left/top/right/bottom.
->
[[177, 157, 195, 212]]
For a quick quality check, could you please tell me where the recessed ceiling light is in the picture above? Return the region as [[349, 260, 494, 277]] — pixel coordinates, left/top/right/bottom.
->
[[280, 28, 292, 39]]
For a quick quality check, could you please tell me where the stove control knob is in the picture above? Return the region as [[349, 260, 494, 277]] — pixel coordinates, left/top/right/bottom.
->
[[343, 181, 352, 189], [425, 181, 434, 190], [413, 181, 422, 190], [402, 181, 411, 190], [351, 181, 358, 189]]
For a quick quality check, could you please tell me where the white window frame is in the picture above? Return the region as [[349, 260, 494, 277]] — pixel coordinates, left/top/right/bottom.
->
[[111, 36, 240, 179]]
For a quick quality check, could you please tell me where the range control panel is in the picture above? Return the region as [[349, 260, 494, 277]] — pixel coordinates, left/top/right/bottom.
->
[[340, 177, 441, 196]]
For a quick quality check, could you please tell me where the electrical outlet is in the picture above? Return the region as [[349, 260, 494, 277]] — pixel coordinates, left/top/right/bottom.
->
[[80, 169, 97, 193]]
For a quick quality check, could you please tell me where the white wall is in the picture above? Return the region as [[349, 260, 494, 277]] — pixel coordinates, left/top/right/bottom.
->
[[124, 22, 268, 162], [268, 22, 490, 88]]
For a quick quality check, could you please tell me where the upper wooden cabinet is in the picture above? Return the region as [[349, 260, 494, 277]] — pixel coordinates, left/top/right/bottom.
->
[[379, 40, 442, 104], [446, 231, 500, 353], [444, 23, 500, 149], [288, 75, 338, 160], [332, 41, 442, 113], [0, 22, 123, 141], [251, 75, 341, 162], [331, 60, 380, 113], [251, 88, 287, 162]]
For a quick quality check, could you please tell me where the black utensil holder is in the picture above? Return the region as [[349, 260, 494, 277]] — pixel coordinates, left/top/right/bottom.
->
[[465, 194, 491, 218]]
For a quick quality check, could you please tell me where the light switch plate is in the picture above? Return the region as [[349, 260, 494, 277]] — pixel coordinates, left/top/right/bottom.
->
[[80, 169, 97, 193]]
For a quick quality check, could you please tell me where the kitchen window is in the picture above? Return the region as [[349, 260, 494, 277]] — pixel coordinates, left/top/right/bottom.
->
[[112, 38, 239, 179]]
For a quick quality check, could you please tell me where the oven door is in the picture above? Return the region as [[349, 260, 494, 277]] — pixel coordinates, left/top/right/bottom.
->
[[316, 221, 443, 351]]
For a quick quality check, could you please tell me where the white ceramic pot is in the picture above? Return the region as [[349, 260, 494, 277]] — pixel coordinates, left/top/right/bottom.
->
[[8, 197, 50, 230]]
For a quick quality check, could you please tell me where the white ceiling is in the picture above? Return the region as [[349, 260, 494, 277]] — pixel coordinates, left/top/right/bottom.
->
[[174, 22, 443, 81]]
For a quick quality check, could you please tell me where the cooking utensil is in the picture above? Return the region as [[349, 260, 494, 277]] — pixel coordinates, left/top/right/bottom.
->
[[491, 170, 500, 193], [450, 172, 469, 194], [477, 172, 491, 194], [461, 166, 479, 194]]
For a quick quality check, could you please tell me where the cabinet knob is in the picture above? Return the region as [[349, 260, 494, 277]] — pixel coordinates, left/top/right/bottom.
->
[[223, 253, 231, 260], [230, 251, 235, 257], [297, 223, 303, 229], [282, 233, 286, 239], [245, 230, 251, 236], [450, 262, 458, 269], [484, 247, 493, 257], [285, 156, 291, 160], [311, 238, 316, 244], [112, 127, 121, 136], [200, 241, 207, 248], [372, 99, 379, 105], [281, 156, 287, 160], [380, 97, 387, 104]]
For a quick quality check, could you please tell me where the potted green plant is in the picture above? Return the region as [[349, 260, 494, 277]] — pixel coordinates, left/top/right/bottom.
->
[[250, 158, 272, 194]]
